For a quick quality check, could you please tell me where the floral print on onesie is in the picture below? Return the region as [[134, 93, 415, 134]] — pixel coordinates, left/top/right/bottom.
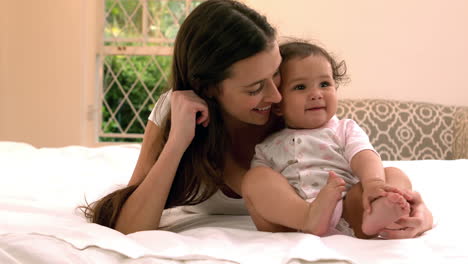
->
[[251, 116, 378, 235], [251, 116, 378, 200]]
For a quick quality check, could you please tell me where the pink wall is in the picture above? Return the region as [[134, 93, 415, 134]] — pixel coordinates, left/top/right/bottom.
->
[[0, 1, 95, 147], [1, 0, 467, 147], [245, 0, 468, 106]]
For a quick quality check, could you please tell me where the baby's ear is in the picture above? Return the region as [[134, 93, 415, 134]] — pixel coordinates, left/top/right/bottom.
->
[[272, 103, 283, 116]]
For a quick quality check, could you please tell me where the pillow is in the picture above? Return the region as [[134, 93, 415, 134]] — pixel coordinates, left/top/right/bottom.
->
[[453, 106, 468, 159], [336, 99, 459, 160]]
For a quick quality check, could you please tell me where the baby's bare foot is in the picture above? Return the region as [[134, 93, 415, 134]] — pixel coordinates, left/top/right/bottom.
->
[[362, 192, 410, 236], [303, 171, 345, 236]]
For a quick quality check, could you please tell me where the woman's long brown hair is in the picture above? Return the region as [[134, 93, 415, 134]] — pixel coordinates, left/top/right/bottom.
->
[[80, 0, 276, 229]]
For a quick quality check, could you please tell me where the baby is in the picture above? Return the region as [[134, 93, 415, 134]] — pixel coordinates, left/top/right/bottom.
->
[[249, 41, 411, 238]]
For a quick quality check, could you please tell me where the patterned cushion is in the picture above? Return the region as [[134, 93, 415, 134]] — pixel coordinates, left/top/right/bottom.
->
[[453, 107, 468, 159], [336, 99, 468, 160]]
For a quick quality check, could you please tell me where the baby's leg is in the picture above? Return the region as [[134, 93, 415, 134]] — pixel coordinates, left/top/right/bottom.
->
[[242, 167, 344, 236], [302, 171, 346, 236], [242, 166, 311, 232], [361, 193, 410, 236]]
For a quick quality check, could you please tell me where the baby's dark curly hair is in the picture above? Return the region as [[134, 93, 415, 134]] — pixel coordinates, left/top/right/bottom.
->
[[279, 40, 349, 87]]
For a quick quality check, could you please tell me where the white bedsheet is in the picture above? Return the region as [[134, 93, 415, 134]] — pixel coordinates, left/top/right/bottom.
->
[[0, 141, 467, 264]]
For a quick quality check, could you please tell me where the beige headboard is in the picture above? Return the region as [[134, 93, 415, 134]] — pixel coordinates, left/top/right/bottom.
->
[[336, 99, 468, 160]]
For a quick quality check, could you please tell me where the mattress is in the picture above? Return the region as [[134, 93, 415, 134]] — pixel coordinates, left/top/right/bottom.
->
[[0, 141, 467, 264]]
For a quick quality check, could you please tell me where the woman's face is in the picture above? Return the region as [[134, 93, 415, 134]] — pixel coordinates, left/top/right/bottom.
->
[[216, 42, 282, 128]]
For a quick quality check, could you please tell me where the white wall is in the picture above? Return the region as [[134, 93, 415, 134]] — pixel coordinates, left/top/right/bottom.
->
[[1, 0, 467, 147]]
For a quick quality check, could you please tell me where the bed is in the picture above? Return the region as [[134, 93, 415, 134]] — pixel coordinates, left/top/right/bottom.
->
[[1, 99, 467, 264]]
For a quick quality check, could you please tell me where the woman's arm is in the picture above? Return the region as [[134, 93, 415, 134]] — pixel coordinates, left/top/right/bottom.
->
[[114, 90, 209, 234], [114, 121, 184, 234]]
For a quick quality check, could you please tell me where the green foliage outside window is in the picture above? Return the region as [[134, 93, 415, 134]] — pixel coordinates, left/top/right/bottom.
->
[[100, 0, 203, 143], [100, 55, 171, 143]]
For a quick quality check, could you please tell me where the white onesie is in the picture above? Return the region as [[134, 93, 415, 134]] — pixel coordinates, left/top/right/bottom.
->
[[251, 116, 378, 235], [251, 116, 377, 197]]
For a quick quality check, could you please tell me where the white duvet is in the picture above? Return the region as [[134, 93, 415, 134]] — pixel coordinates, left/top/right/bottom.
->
[[0, 141, 467, 264]]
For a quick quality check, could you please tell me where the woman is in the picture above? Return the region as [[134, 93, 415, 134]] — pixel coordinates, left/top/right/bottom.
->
[[83, 0, 432, 239]]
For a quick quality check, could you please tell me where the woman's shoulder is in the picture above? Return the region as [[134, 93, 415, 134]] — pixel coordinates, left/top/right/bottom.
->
[[148, 90, 171, 126]]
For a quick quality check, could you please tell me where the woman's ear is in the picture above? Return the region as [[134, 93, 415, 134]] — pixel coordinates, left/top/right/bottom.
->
[[272, 103, 283, 116]]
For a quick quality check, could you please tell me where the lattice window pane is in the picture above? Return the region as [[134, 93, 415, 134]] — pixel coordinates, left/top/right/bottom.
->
[[100, 0, 203, 142]]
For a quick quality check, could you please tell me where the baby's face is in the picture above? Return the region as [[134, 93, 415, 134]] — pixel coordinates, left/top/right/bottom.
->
[[276, 54, 337, 129]]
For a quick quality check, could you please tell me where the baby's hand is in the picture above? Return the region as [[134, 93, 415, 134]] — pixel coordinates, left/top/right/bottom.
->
[[361, 180, 408, 214]]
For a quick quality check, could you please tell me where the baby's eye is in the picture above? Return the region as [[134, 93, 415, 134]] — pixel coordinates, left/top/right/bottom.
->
[[320, 81, 331, 88], [294, 84, 306, 90]]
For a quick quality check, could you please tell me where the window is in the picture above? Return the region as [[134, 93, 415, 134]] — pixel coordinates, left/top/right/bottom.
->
[[99, 0, 203, 142]]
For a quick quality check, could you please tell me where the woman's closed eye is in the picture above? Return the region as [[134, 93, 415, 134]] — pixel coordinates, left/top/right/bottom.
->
[[273, 69, 280, 77], [248, 82, 264, 95]]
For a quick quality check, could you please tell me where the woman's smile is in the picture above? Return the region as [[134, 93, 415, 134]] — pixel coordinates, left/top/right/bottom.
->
[[253, 105, 272, 115]]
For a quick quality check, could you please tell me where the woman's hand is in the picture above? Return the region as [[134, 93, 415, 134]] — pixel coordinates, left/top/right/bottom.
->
[[168, 90, 210, 149], [379, 191, 434, 239]]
